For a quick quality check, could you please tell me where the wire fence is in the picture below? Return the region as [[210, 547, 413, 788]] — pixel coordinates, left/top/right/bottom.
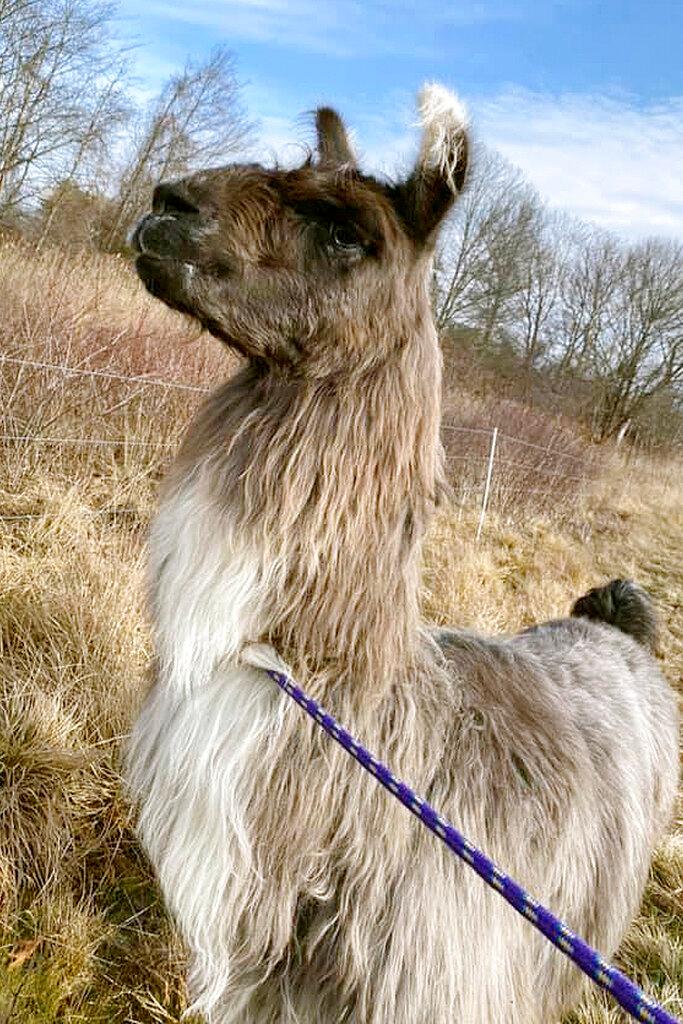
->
[[1, 354, 600, 537], [442, 422, 588, 463], [0, 507, 140, 523], [441, 409, 599, 531], [0, 354, 209, 393]]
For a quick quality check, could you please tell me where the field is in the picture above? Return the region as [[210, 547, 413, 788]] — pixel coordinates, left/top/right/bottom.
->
[[0, 239, 680, 1022]]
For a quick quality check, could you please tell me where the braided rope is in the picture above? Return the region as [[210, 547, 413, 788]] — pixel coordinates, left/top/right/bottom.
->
[[265, 668, 680, 1024]]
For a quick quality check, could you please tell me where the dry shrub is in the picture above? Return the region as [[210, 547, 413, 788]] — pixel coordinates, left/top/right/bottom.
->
[[0, 237, 234, 491], [0, 237, 230, 384], [0, 236, 237, 551], [442, 393, 599, 519]]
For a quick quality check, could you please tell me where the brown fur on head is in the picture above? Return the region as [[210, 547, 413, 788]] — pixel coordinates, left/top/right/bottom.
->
[[132, 85, 468, 376]]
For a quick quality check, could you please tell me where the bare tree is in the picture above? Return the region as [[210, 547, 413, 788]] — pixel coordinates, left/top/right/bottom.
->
[[0, 0, 129, 214], [102, 47, 252, 249], [434, 141, 683, 448], [433, 148, 517, 330], [435, 147, 542, 352], [506, 209, 566, 377], [554, 227, 622, 376], [587, 237, 683, 440]]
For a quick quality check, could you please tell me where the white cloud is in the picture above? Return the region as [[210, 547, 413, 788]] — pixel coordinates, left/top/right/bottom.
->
[[474, 89, 683, 240]]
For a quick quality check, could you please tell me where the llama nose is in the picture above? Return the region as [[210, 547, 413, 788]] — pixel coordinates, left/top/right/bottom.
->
[[152, 182, 200, 216]]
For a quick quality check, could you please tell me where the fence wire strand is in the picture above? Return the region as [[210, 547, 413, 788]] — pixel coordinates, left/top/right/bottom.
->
[[443, 422, 589, 464], [0, 354, 209, 393], [1, 434, 175, 448]]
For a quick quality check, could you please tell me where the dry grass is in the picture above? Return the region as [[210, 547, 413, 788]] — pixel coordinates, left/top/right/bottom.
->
[[0, 240, 680, 1022]]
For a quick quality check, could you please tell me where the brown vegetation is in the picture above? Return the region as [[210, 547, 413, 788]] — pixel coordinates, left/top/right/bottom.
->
[[0, 234, 680, 1020]]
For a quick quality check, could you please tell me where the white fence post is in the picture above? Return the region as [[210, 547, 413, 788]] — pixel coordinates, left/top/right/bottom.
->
[[476, 426, 498, 542]]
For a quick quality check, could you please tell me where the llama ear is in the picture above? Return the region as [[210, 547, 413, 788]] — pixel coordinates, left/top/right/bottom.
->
[[393, 84, 469, 244], [315, 107, 358, 169]]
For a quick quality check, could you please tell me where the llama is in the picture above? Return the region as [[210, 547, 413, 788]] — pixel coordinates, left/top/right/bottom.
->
[[126, 86, 679, 1023]]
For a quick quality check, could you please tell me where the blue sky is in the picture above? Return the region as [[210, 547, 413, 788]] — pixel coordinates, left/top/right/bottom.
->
[[116, 0, 683, 239]]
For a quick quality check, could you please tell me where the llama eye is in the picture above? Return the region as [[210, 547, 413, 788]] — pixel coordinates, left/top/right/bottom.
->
[[327, 224, 361, 253]]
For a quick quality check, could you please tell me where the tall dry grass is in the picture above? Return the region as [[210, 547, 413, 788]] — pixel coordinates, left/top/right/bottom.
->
[[0, 239, 680, 1022]]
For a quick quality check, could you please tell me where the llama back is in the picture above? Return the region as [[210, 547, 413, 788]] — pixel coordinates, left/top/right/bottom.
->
[[435, 623, 678, 1018]]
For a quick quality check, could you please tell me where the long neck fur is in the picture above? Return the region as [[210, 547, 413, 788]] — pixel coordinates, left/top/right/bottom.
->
[[171, 312, 444, 695]]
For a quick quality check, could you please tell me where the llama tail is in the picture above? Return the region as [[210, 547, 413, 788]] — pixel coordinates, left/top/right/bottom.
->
[[571, 579, 658, 652]]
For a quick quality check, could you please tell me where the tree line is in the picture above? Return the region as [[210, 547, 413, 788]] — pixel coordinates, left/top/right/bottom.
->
[[1, 0, 681, 447], [435, 148, 683, 446]]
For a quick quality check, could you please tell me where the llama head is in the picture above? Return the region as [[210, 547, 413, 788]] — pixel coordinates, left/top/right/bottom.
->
[[132, 84, 468, 374]]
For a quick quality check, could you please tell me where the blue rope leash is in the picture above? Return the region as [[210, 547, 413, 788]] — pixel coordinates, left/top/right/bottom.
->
[[266, 668, 681, 1024]]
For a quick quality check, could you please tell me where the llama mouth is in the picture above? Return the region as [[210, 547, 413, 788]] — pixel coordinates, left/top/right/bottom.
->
[[133, 212, 199, 302], [135, 254, 172, 299], [135, 254, 196, 312]]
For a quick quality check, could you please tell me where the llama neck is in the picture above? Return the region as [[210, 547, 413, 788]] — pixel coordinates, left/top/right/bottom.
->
[[176, 330, 444, 690]]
